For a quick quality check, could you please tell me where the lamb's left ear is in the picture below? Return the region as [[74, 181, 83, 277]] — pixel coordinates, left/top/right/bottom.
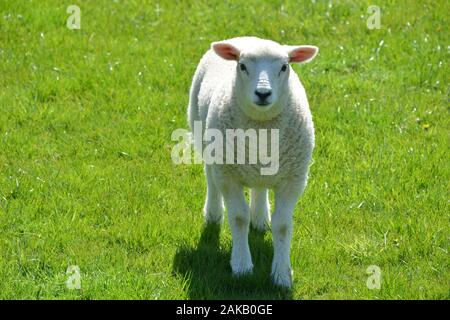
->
[[284, 45, 319, 63], [211, 41, 240, 61]]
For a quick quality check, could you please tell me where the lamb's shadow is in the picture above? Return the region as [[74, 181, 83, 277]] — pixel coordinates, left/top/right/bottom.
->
[[172, 223, 292, 299]]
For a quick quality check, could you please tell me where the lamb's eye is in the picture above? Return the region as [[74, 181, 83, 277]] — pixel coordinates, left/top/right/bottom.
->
[[239, 63, 247, 72], [281, 64, 288, 72]]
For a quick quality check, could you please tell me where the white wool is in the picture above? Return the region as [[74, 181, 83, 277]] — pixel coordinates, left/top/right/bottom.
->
[[187, 37, 318, 288]]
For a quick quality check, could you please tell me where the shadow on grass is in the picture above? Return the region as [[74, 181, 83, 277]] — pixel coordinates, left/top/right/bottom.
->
[[173, 223, 292, 299]]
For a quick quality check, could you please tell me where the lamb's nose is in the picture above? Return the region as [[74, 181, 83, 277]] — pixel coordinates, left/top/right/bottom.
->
[[255, 90, 272, 101]]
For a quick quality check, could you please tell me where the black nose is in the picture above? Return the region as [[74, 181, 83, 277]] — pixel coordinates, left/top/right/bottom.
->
[[255, 90, 272, 101]]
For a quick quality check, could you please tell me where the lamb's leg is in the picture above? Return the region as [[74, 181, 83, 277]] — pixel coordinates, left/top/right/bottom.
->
[[203, 164, 223, 224], [250, 188, 270, 232], [271, 181, 306, 288], [219, 179, 253, 275]]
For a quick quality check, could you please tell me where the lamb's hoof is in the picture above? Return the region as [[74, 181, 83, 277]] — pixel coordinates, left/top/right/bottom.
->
[[205, 214, 223, 224], [231, 260, 254, 276], [271, 267, 293, 289], [204, 206, 224, 224], [251, 219, 270, 232]]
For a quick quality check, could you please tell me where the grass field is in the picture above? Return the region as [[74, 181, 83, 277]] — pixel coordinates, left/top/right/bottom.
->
[[0, 0, 448, 299]]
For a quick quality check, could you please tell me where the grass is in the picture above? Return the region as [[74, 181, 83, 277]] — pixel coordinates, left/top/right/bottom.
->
[[0, 0, 448, 299]]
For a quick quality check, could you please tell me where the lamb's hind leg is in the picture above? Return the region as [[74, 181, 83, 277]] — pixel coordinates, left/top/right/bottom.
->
[[203, 164, 224, 224], [250, 188, 270, 232]]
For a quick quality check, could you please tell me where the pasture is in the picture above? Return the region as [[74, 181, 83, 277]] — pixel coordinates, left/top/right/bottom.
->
[[0, 0, 448, 299]]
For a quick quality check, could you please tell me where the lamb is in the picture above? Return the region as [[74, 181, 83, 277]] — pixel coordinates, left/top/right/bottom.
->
[[187, 36, 318, 288]]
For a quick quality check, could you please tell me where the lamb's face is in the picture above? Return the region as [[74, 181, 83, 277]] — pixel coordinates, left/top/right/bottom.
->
[[236, 52, 289, 109], [212, 39, 318, 120]]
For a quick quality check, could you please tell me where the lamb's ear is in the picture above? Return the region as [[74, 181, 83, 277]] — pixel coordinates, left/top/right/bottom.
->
[[285, 45, 318, 63], [211, 41, 240, 61]]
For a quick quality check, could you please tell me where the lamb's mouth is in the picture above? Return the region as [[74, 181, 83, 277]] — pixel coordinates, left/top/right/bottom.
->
[[254, 101, 271, 107]]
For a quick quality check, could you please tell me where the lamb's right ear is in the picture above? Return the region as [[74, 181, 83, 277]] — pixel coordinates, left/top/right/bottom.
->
[[211, 41, 240, 61]]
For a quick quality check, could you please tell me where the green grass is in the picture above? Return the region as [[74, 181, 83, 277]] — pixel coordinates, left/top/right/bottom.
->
[[0, 0, 448, 299]]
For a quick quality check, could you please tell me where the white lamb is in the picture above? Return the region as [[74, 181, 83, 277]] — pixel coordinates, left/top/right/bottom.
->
[[188, 36, 318, 288]]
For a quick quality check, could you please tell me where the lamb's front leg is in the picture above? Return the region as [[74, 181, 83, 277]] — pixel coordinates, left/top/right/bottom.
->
[[219, 179, 253, 275], [271, 182, 305, 288]]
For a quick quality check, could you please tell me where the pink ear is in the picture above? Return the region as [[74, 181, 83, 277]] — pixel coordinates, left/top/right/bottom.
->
[[286, 45, 318, 63], [212, 42, 240, 61]]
